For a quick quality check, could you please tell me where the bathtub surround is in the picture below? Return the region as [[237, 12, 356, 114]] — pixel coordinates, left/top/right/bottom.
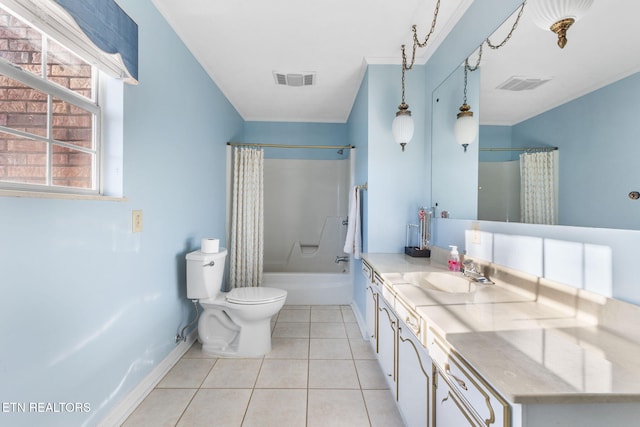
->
[[263, 157, 350, 274]]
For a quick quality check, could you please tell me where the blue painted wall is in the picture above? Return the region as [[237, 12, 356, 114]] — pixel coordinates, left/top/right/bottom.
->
[[479, 125, 515, 162], [431, 65, 480, 220], [0, 1, 242, 425], [242, 121, 348, 160], [347, 70, 369, 317], [513, 72, 640, 229]]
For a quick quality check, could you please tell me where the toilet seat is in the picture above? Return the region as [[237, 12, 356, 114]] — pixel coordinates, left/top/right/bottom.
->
[[226, 287, 287, 305]]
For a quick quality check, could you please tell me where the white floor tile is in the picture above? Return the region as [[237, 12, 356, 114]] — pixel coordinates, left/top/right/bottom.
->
[[309, 338, 352, 359], [123, 388, 196, 427], [349, 338, 377, 359], [200, 358, 262, 388], [310, 322, 347, 338], [277, 308, 311, 322], [355, 359, 390, 390], [266, 337, 309, 359], [156, 358, 215, 388], [243, 389, 307, 427], [272, 322, 310, 338], [176, 388, 251, 427], [255, 359, 308, 388], [307, 389, 370, 427], [127, 307, 408, 427], [311, 308, 344, 322], [309, 359, 360, 389], [363, 389, 406, 427]]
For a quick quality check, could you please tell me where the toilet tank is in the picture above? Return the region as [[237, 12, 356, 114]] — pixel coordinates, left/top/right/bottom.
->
[[186, 248, 228, 300]]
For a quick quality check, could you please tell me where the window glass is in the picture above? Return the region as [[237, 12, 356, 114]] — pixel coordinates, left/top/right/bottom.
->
[[52, 97, 93, 149], [0, 6, 42, 76], [47, 38, 93, 99], [0, 130, 46, 185], [52, 144, 92, 189], [0, 75, 47, 137], [0, 5, 99, 194]]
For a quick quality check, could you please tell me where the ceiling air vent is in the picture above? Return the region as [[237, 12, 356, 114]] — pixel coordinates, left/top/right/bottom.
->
[[497, 76, 551, 91], [273, 72, 316, 87]]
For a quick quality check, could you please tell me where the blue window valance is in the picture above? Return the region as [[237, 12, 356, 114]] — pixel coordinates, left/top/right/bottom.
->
[[53, 0, 138, 83], [0, 0, 138, 84]]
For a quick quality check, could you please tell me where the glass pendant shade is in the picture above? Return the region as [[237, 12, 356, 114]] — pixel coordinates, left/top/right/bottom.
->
[[454, 104, 478, 152], [392, 108, 414, 152], [530, 0, 594, 48]]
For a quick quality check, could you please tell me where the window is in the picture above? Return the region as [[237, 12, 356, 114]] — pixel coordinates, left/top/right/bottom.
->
[[0, 5, 100, 194]]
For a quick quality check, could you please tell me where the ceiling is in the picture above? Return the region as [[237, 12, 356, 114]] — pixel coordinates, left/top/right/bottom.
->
[[151, 0, 470, 123], [477, 0, 640, 125], [150, 0, 639, 126]]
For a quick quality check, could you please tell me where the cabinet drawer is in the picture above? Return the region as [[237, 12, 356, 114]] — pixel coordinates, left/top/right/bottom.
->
[[381, 282, 395, 307], [395, 297, 422, 341], [362, 260, 373, 282], [429, 330, 510, 427]]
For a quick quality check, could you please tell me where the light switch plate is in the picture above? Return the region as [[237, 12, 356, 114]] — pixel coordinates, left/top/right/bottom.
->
[[132, 210, 143, 233]]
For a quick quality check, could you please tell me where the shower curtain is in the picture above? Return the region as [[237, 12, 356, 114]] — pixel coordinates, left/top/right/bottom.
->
[[520, 151, 557, 224], [229, 147, 264, 288]]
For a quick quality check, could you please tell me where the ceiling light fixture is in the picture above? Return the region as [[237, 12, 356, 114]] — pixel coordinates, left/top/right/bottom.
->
[[530, 0, 594, 48], [392, 0, 441, 152], [453, 2, 527, 152], [454, 54, 480, 152]]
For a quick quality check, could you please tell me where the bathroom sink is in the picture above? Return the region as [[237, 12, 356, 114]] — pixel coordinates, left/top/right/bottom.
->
[[402, 271, 477, 293]]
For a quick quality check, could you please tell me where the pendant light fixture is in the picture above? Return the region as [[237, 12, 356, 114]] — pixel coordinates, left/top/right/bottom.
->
[[452, 2, 527, 152], [454, 57, 479, 152], [530, 0, 593, 48], [392, 0, 441, 151], [392, 55, 413, 152]]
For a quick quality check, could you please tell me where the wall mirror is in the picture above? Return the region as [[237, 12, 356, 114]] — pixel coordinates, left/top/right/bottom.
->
[[432, 0, 640, 230]]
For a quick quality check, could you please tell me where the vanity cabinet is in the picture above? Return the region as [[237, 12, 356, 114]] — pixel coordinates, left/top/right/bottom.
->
[[397, 311, 431, 427], [428, 328, 510, 427], [377, 294, 397, 392], [362, 260, 431, 425], [434, 367, 478, 426]]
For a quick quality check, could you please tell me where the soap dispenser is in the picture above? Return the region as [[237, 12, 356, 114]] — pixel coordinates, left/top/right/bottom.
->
[[448, 245, 461, 272]]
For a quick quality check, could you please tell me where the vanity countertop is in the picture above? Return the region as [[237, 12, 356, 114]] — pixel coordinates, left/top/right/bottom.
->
[[362, 253, 640, 404]]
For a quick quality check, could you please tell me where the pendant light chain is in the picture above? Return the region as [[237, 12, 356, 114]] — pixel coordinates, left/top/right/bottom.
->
[[399, 0, 441, 106], [486, 1, 527, 50]]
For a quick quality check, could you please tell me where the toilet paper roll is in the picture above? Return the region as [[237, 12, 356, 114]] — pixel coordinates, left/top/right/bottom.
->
[[201, 238, 220, 253]]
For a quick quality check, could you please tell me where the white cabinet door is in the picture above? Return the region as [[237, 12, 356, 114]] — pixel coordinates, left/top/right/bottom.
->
[[377, 299, 397, 393], [365, 285, 378, 351], [434, 369, 480, 427], [397, 324, 431, 427]]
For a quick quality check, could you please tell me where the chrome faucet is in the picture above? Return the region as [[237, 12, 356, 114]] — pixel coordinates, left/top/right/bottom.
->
[[335, 256, 349, 264], [462, 259, 493, 284]]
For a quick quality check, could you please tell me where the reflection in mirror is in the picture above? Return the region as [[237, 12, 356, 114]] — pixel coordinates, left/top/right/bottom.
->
[[433, 0, 640, 230]]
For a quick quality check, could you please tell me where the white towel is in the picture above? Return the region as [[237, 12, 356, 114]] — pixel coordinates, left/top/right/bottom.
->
[[343, 186, 361, 259]]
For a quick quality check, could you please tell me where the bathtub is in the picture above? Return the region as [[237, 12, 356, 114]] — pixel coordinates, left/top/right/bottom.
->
[[262, 272, 353, 305]]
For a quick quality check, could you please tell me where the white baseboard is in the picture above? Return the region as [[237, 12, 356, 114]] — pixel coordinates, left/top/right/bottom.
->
[[97, 331, 197, 427], [350, 301, 368, 339]]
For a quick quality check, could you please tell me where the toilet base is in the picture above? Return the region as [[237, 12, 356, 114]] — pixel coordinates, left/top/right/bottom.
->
[[197, 299, 283, 357], [200, 317, 272, 357]]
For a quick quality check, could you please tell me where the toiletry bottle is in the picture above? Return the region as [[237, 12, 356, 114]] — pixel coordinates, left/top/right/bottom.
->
[[448, 245, 461, 272]]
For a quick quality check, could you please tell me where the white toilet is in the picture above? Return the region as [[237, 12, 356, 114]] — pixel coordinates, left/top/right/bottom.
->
[[186, 248, 287, 357]]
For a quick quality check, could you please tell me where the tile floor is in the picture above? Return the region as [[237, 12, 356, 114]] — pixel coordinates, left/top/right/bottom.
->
[[123, 305, 405, 427]]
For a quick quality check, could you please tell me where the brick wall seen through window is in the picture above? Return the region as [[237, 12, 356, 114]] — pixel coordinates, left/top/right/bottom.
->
[[0, 7, 97, 191]]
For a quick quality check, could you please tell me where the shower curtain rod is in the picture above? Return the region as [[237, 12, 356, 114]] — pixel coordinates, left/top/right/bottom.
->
[[480, 146, 558, 152], [227, 142, 355, 150]]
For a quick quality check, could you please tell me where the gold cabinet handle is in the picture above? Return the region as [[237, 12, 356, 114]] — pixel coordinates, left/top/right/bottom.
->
[[445, 363, 468, 391], [405, 316, 420, 334]]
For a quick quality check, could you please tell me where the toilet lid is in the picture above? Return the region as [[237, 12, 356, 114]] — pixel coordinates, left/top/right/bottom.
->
[[226, 287, 287, 305]]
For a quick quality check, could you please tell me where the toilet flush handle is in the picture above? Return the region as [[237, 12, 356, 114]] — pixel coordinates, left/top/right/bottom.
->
[[203, 261, 215, 267]]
